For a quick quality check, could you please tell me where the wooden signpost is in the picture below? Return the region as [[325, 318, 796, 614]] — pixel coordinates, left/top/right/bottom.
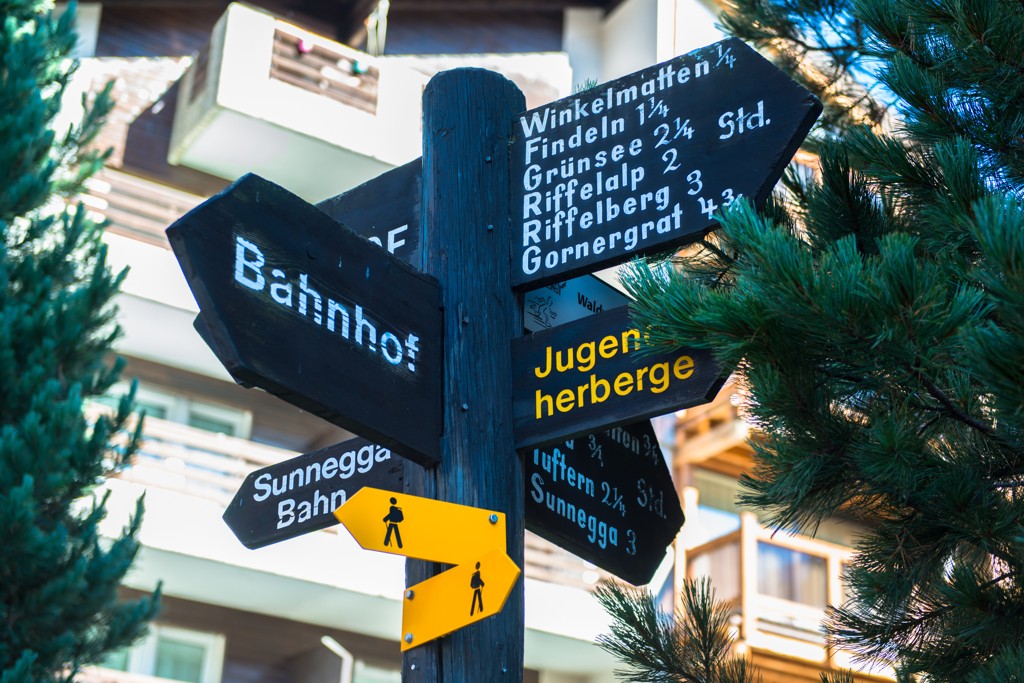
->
[[168, 174, 443, 467], [317, 158, 423, 264], [222, 437, 404, 549], [525, 420, 684, 585], [167, 34, 820, 683], [510, 37, 822, 288]]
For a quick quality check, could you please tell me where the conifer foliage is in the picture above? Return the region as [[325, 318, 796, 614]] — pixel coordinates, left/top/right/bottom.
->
[[0, 2, 158, 680], [596, 579, 761, 683], [618, 0, 1024, 680]]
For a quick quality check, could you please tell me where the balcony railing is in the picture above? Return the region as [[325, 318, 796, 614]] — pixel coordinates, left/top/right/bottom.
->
[[168, 3, 426, 200], [686, 512, 853, 667], [269, 29, 379, 113], [98, 408, 604, 591], [80, 169, 204, 249], [675, 383, 752, 472]]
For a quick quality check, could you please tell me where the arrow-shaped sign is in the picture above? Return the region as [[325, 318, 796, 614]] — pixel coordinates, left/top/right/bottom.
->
[[167, 174, 444, 467], [400, 547, 520, 652], [525, 420, 684, 586], [334, 488, 519, 649], [510, 36, 822, 288], [317, 158, 422, 265], [222, 437, 404, 549], [334, 487, 507, 564], [513, 305, 726, 450]]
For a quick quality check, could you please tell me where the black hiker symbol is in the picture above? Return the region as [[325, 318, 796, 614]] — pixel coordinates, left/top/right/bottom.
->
[[383, 497, 403, 549], [470, 562, 485, 616]]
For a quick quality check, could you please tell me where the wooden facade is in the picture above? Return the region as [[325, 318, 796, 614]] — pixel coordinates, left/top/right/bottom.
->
[[384, 9, 563, 54], [675, 386, 892, 682]]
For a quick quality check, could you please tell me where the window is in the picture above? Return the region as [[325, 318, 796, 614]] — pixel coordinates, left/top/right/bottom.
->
[[757, 542, 827, 608], [96, 383, 252, 439], [101, 625, 225, 683]]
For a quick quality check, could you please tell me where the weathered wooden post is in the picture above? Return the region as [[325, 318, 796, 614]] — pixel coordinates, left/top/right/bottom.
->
[[403, 69, 526, 681]]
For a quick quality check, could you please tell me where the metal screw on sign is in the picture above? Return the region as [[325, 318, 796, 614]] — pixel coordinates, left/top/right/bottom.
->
[[489, 514, 499, 524]]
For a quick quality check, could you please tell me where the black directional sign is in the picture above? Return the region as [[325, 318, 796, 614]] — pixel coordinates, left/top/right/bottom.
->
[[510, 37, 822, 288], [513, 305, 726, 450], [317, 158, 422, 264], [223, 437, 405, 549], [318, 157, 632, 334], [168, 174, 443, 467], [525, 420, 684, 585]]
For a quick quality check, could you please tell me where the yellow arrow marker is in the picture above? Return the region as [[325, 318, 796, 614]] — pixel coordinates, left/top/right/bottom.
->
[[334, 487, 507, 565], [400, 547, 520, 651]]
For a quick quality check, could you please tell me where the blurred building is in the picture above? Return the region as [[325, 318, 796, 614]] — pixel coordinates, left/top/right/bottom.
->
[[57, 0, 886, 681], [673, 385, 893, 682]]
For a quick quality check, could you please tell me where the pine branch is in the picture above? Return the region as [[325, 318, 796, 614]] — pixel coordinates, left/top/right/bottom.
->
[[595, 579, 759, 683], [911, 365, 993, 436]]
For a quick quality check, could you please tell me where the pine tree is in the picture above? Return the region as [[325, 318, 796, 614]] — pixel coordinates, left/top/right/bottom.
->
[[596, 579, 761, 683], [617, 0, 1024, 680], [597, 579, 861, 683], [0, 2, 159, 680]]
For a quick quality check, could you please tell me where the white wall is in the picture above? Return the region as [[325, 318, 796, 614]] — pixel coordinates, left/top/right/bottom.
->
[[565, 0, 725, 88], [562, 8, 604, 90], [659, 0, 724, 59], [53, 2, 102, 57], [599, 0, 659, 81]]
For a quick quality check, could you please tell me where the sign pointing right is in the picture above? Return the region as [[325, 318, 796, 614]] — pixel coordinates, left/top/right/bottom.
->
[[401, 547, 520, 652], [525, 420, 684, 586], [513, 305, 726, 450], [510, 37, 822, 288]]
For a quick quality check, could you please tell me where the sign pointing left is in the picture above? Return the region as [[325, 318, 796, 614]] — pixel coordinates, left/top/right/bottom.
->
[[222, 437, 404, 549], [167, 174, 444, 467]]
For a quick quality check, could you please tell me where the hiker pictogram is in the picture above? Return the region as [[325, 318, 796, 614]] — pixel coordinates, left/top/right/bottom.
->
[[383, 497, 404, 548], [470, 562, 485, 615]]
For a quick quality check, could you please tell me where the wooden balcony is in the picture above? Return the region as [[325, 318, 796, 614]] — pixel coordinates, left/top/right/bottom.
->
[[80, 168, 204, 249], [167, 3, 426, 201], [101, 408, 605, 591], [675, 382, 754, 478], [684, 512, 891, 682], [269, 29, 379, 114]]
